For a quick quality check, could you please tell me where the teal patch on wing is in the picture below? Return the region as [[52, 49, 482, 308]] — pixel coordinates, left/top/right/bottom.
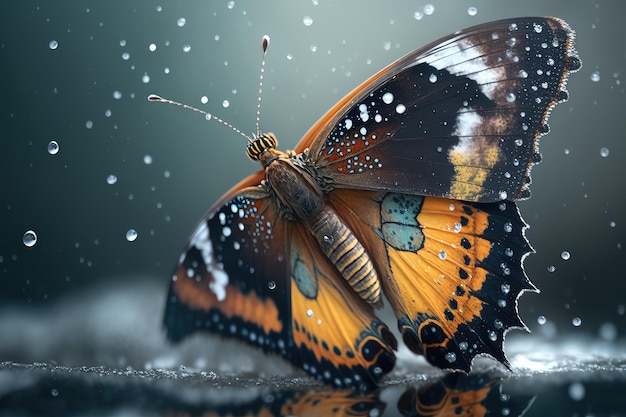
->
[[380, 193, 425, 252], [291, 253, 318, 299]]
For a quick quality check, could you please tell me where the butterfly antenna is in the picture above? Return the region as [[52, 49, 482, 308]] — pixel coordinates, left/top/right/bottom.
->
[[147, 94, 253, 143], [255, 35, 270, 139]]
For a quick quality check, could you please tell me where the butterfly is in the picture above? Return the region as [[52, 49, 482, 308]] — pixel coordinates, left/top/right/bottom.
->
[[155, 17, 580, 391]]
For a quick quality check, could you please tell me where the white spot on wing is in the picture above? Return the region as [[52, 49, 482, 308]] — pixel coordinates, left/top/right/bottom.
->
[[189, 220, 229, 301], [450, 109, 483, 156], [452, 109, 482, 138]]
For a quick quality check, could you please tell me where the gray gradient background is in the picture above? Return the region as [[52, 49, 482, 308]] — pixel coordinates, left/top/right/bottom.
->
[[1, 0, 624, 344]]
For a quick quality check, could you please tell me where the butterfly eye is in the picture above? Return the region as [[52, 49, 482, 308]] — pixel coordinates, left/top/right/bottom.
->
[[246, 132, 278, 160]]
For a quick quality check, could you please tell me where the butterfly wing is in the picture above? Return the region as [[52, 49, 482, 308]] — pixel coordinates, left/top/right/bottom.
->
[[163, 178, 396, 390], [297, 17, 580, 202], [327, 189, 534, 371]]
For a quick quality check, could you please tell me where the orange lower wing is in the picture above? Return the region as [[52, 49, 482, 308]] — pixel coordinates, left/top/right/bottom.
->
[[164, 186, 396, 390], [286, 220, 396, 389], [329, 190, 534, 371]]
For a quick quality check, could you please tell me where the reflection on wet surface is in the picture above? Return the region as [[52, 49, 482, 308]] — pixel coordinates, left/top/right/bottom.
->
[[1, 360, 625, 416]]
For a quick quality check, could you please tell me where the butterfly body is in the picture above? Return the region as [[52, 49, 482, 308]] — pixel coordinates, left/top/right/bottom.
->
[[160, 17, 580, 390], [252, 133, 383, 306]]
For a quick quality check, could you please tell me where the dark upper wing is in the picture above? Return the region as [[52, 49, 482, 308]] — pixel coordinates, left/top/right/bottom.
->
[[163, 179, 396, 390], [296, 17, 580, 202]]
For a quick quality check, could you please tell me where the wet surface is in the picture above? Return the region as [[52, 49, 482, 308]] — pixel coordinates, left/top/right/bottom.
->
[[2, 356, 625, 416], [1, 282, 625, 416]]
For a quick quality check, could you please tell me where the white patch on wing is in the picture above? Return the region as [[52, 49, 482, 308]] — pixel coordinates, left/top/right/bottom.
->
[[189, 220, 229, 302], [418, 38, 504, 100], [451, 109, 482, 154]]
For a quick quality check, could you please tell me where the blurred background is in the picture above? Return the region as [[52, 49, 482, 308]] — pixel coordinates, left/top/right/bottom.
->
[[0, 0, 624, 365]]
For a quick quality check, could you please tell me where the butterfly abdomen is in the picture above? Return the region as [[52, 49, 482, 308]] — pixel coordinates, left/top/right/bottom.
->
[[267, 156, 382, 306], [310, 208, 382, 307]]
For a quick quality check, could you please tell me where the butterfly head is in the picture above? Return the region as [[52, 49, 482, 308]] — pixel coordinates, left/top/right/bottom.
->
[[246, 132, 278, 161]]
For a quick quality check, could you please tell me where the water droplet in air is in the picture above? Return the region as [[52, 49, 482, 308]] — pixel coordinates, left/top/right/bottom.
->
[[303, 16, 313, 26], [568, 382, 585, 401], [599, 322, 617, 341], [537, 315, 547, 325], [177, 17, 186, 27], [227, 1, 235, 9], [200, 96, 208, 104], [561, 250, 571, 260], [572, 317, 582, 327], [423, 4, 435, 15], [113, 91, 122, 99], [428, 73, 438, 83], [49, 40, 59, 50], [47, 140, 59, 155], [547, 265, 556, 272], [23, 230, 37, 247], [306, 309, 314, 318], [467, 6, 477, 16], [51, 388, 59, 397], [444, 352, 456, 362], [222, 100, 230, 108], [268, 280, 276, 290], [149, 43, 157, 52], [600, 147, 609, 157], [413, 11, 423, 20], [126, 229, 138, 242], [143, 155, 153, 165], [590, 71, 600, 82], [106, 174, 118, 185], [183, 44, 191, 53], [85, 120, 93, 129]]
